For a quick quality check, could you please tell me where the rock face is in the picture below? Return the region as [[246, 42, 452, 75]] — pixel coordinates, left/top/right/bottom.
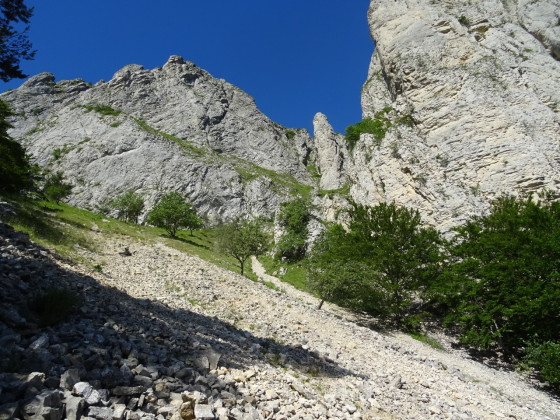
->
[[312, 113, 347, 191], [1, 56, 315, 223], [352, 0, 560, 230]]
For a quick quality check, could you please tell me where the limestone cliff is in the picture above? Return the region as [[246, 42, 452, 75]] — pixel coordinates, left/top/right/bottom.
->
[[1, 56, 316, 223], [353, 0, 560, 230]]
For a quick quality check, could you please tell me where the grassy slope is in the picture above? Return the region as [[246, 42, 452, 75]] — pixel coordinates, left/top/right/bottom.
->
[[2, 196, 258, 281], [258, 255, 309, 292]]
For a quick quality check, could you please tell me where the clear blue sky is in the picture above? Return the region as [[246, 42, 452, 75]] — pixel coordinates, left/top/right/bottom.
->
[[1, 1, 373, 135]]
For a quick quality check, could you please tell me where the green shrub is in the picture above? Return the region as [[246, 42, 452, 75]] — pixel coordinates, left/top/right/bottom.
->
[[308, 202, 444, 321], [439, 195, 560, 353], [82, 104, 121, 116], [395, 114, 415, 128], [276, 198, 311, 262], [43, 171, 73, 204], [458, 15, 470, 26], [523, 341, 560, 386], [215, 217, 269, 275], [109, 190, 145, 223], [29, 288, 79, 326], [345, 107, 392, 150], [286, 129, 296, 139], [146, 192, 202, 237]]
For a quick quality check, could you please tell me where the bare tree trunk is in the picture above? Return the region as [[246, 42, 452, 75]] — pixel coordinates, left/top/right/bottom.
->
[[317, 299, 325, 310]]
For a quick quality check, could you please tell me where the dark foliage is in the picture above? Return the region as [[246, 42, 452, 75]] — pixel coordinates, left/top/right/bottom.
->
[[0, 100, 33, 193], [308, 202, 444, 323], [276, 198, 311, 262], [440, 195, 560, 354], [0, 0, 35, 82]]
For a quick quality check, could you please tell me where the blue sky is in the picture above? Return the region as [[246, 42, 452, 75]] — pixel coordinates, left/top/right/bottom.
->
[[2, 1, 373, 135]]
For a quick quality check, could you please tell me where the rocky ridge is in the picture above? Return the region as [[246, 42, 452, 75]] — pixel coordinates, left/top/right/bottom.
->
[[0, 56, 316, 224], [1, 210, 559, 419]]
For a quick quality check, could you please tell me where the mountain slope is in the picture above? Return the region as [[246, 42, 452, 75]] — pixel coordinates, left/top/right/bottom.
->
[[1, 56, 316, 223]]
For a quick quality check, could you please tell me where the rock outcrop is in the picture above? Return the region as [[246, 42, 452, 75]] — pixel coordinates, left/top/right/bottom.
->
[[352, 0, 560, 230], [1, 56, 316, 223], [312, 113, 347, 191]]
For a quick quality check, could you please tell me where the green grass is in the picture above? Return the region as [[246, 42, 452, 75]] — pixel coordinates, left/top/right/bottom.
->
[[262, 280, 285, 293], [1, 196, 261, 280], [81, 104, 121, 116], [318, 183, 350, 198], [258, 255, 309, 292], [133, 118, 207, 156], [408, 331, 444, 350], [233, 160, 313, 199]]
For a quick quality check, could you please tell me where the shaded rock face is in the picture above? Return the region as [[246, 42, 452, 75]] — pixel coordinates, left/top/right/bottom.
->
[[353, 0, 560, 230], [1, 56, 315, 223]]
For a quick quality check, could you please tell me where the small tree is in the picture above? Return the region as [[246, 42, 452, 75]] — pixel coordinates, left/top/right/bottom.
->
[[308, 224, 380, 310], [146, 192, 201, 238], [276, 197, 311, 262], [215, 218, 268, 275], [43, 171, 73, 204], [109, 190, 145, 223]]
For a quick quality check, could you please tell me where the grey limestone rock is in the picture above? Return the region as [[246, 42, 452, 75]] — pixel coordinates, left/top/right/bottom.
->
[[1, 56, 316, 224], [313, 113, 348, 191], [350, 0, 560, 230]]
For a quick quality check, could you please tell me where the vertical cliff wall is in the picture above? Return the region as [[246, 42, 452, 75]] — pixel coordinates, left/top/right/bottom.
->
[[352, 0, 560, 229]]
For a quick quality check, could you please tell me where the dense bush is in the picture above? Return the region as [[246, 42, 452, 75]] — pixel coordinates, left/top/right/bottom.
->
[[276, 198, 311, 262], [146, 192, 202, 237], [308, 202, 444, 323], [440, 195, 560, 354], [523, 341, 560, 386]]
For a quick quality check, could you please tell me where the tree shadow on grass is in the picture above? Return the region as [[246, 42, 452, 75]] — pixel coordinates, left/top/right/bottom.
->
[[173, 235, 210, 250]]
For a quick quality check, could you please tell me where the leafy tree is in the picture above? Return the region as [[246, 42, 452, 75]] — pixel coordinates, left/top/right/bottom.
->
[[146, 192, 201, 238], [43, 170, 73, 204], [0, 100, 32, 193], [109, 190, 145, 224], [215, 218, 268, 275], [441, 195, 560, 354], [308, 224, 381, 310], [308, 202, 444, 322], [0, 0, 35, 82], [276, 197, 311, 262]]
